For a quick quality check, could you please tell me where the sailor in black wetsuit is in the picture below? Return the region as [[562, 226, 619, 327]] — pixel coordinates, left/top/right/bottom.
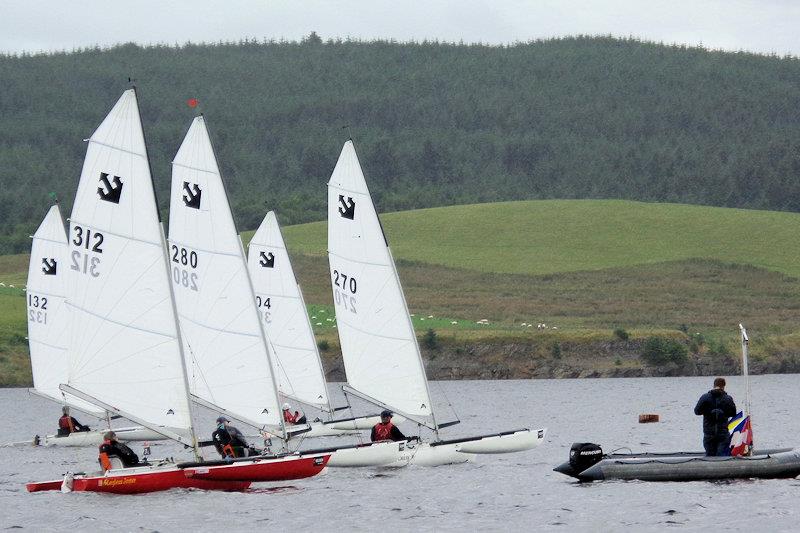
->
[[98, 431, 141, 470], [694, 377, 737, 456], [212, 416, 254, 458]]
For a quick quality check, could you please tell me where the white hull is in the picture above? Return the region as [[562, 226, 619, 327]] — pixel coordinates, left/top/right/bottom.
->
[[381, 428, 548, 467], [325, 441, 404, 467], [38, 426, 179, 447]]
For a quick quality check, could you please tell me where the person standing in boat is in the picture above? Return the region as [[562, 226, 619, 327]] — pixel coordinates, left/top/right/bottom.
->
[[282, 403, 307, 425], [57, 406, 90, 436], [212, 416, 254, 458], [98, 431, 141, 470], [371, 410, 415, 442], [694, 377, 737, 456]]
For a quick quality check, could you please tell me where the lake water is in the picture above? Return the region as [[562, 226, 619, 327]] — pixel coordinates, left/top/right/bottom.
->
[[2, 375, 799, 531]]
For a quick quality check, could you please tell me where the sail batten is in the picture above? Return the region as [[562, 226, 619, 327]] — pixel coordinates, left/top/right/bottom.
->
[[327, 141, 434, 420], [169, 116, 283, 428], [248, 211, 331, 412]]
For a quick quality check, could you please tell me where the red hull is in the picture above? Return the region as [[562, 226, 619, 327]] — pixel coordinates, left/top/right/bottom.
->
[[27, 453, 330, 494], [188, 453, 330, 482], [27, 468, 250, 494]]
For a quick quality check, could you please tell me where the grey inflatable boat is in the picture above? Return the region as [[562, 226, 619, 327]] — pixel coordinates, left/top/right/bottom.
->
[[554, 442, 800, 481]]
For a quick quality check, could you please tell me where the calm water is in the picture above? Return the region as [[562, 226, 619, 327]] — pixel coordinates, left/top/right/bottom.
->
[[1, 375, 799, 531]]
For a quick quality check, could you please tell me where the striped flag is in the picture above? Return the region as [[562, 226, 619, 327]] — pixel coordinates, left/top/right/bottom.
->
[[728, 411, 753, 456]]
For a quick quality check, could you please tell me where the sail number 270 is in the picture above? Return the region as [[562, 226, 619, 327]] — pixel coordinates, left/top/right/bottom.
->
[[332, 269, 357, 314], [171, 245, 198, 291]]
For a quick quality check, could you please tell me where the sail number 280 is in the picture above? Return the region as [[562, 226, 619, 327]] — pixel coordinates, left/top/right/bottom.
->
[[171, 245, 198, 291], [332, 269, 357, 314]]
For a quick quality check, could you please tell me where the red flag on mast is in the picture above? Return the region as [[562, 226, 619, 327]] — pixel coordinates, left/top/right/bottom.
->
[[186, 98, 198, 108]]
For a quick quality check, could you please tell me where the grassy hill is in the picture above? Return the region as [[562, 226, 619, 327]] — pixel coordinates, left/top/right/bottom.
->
[[249, 199, 800, 277], [3, 199, 800, 385]]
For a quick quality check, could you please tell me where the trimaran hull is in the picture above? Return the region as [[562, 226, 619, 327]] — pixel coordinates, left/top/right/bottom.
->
[[27, 452, 331, 493]]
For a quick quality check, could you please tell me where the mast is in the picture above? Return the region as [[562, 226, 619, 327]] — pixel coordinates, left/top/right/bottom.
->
[[134, 86, 202, 461], [739, 323, 752, 417]]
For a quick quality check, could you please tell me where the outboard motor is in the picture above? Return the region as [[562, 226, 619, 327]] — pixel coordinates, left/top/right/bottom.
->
[[554, 442, 604, 479]]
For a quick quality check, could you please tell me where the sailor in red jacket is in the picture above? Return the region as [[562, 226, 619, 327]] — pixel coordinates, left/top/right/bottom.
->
[[371, 410, 415, 442], [282, 403, 307, 425], [57, 406, 90, 436]]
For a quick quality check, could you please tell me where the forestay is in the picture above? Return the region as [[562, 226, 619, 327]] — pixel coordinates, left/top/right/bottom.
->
[[27, 205, 102, 415], [248, 211, 331, 412], [168, 116, 282, 428], [65, 89, 193, 432], [327, 141, 433, 420]]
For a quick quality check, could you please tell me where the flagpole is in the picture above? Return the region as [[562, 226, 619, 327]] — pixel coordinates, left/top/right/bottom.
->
[[739, 324, 751, 417]]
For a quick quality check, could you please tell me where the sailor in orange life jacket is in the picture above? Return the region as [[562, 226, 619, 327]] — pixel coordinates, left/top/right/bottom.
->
[[371, 410, 417, 442], [98, 431, 141, 471], [282, 403, 307, 425], [57, 406, 90, 436]]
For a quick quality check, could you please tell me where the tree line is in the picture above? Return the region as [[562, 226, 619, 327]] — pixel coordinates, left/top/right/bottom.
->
[[0, 34, 798, 254]]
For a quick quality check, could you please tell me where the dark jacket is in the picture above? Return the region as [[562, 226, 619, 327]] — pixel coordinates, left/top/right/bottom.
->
[[99, 440, 140, 467], [694, 388, 737, 436], [212, 426, 248, 457]]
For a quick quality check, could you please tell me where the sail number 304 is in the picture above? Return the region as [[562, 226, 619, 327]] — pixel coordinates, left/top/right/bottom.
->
[[171, 245, 198, 291], [332, 269, 357, 314]]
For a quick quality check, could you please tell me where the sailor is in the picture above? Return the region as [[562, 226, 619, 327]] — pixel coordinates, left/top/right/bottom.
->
[[57, 406, 90, 436], [212, 416, 254, 458], [694, 377, 737, 456], [282, 403, 307, 425], [371, 410, 415, 442], [98, 431, 141, 470]]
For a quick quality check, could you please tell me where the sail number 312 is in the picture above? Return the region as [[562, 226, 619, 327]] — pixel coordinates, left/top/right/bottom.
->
[[71, 225, 103, 277]]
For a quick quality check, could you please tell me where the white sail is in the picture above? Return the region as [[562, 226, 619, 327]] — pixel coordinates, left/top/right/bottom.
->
[[27, 205, 102, 415], [248, 211, 331, 412], [65, 89, 193, 432], [168, 116, 282, 428], [327, 141, 433, 420]]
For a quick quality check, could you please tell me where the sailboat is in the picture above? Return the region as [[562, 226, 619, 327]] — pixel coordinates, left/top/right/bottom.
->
[[247, 211, 381, 438], [27, 90, 329, 493], [327, 140, 547, 466], [25, 204, 167, 447]]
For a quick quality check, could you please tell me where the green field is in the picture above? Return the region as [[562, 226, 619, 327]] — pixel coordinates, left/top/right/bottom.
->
[[4, 199, 800, 385], [249, 199, 800, 277]]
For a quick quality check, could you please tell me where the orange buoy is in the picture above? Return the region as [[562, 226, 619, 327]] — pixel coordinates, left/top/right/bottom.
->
[[639, 414, 660, 423]]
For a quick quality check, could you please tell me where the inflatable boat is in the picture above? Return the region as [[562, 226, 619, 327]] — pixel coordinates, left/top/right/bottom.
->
[[554, 442, 800, 482]]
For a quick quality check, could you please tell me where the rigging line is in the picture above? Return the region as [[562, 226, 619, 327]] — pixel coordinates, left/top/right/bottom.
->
[[434, 380, 460, 424]]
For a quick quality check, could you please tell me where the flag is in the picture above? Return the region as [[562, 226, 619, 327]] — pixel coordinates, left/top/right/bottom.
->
[[186, 98, 199, 108], [728, 411, 753, 456]]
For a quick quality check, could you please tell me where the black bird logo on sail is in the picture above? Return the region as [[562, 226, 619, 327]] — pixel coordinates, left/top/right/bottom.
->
[[41, 258, 57, 276], [259, 251, 275, 268], [97, 172, 123, 204], [182, 182, 202, 209], [338, 195, 355, 219]]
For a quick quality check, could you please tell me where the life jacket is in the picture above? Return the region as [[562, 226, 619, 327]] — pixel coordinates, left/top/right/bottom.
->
[[373, 422, 395, 441], [59, 415, 75, 433], [98, 439, 113, 471], [283, 410, 297, 424], [222, 444, 236, 458]]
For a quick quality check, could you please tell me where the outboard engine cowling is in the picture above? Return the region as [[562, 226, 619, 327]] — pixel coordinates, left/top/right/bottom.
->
[[569, 442, 603, 472], [554, 442, 604, 479]]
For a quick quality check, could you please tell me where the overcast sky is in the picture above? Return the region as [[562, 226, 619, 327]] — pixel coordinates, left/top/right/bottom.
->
[[2, 0, 799, 57]]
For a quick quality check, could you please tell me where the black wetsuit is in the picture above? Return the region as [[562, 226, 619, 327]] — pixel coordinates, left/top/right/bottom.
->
[[212, 426, 249, 458], [99, 440, 140, 467]]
